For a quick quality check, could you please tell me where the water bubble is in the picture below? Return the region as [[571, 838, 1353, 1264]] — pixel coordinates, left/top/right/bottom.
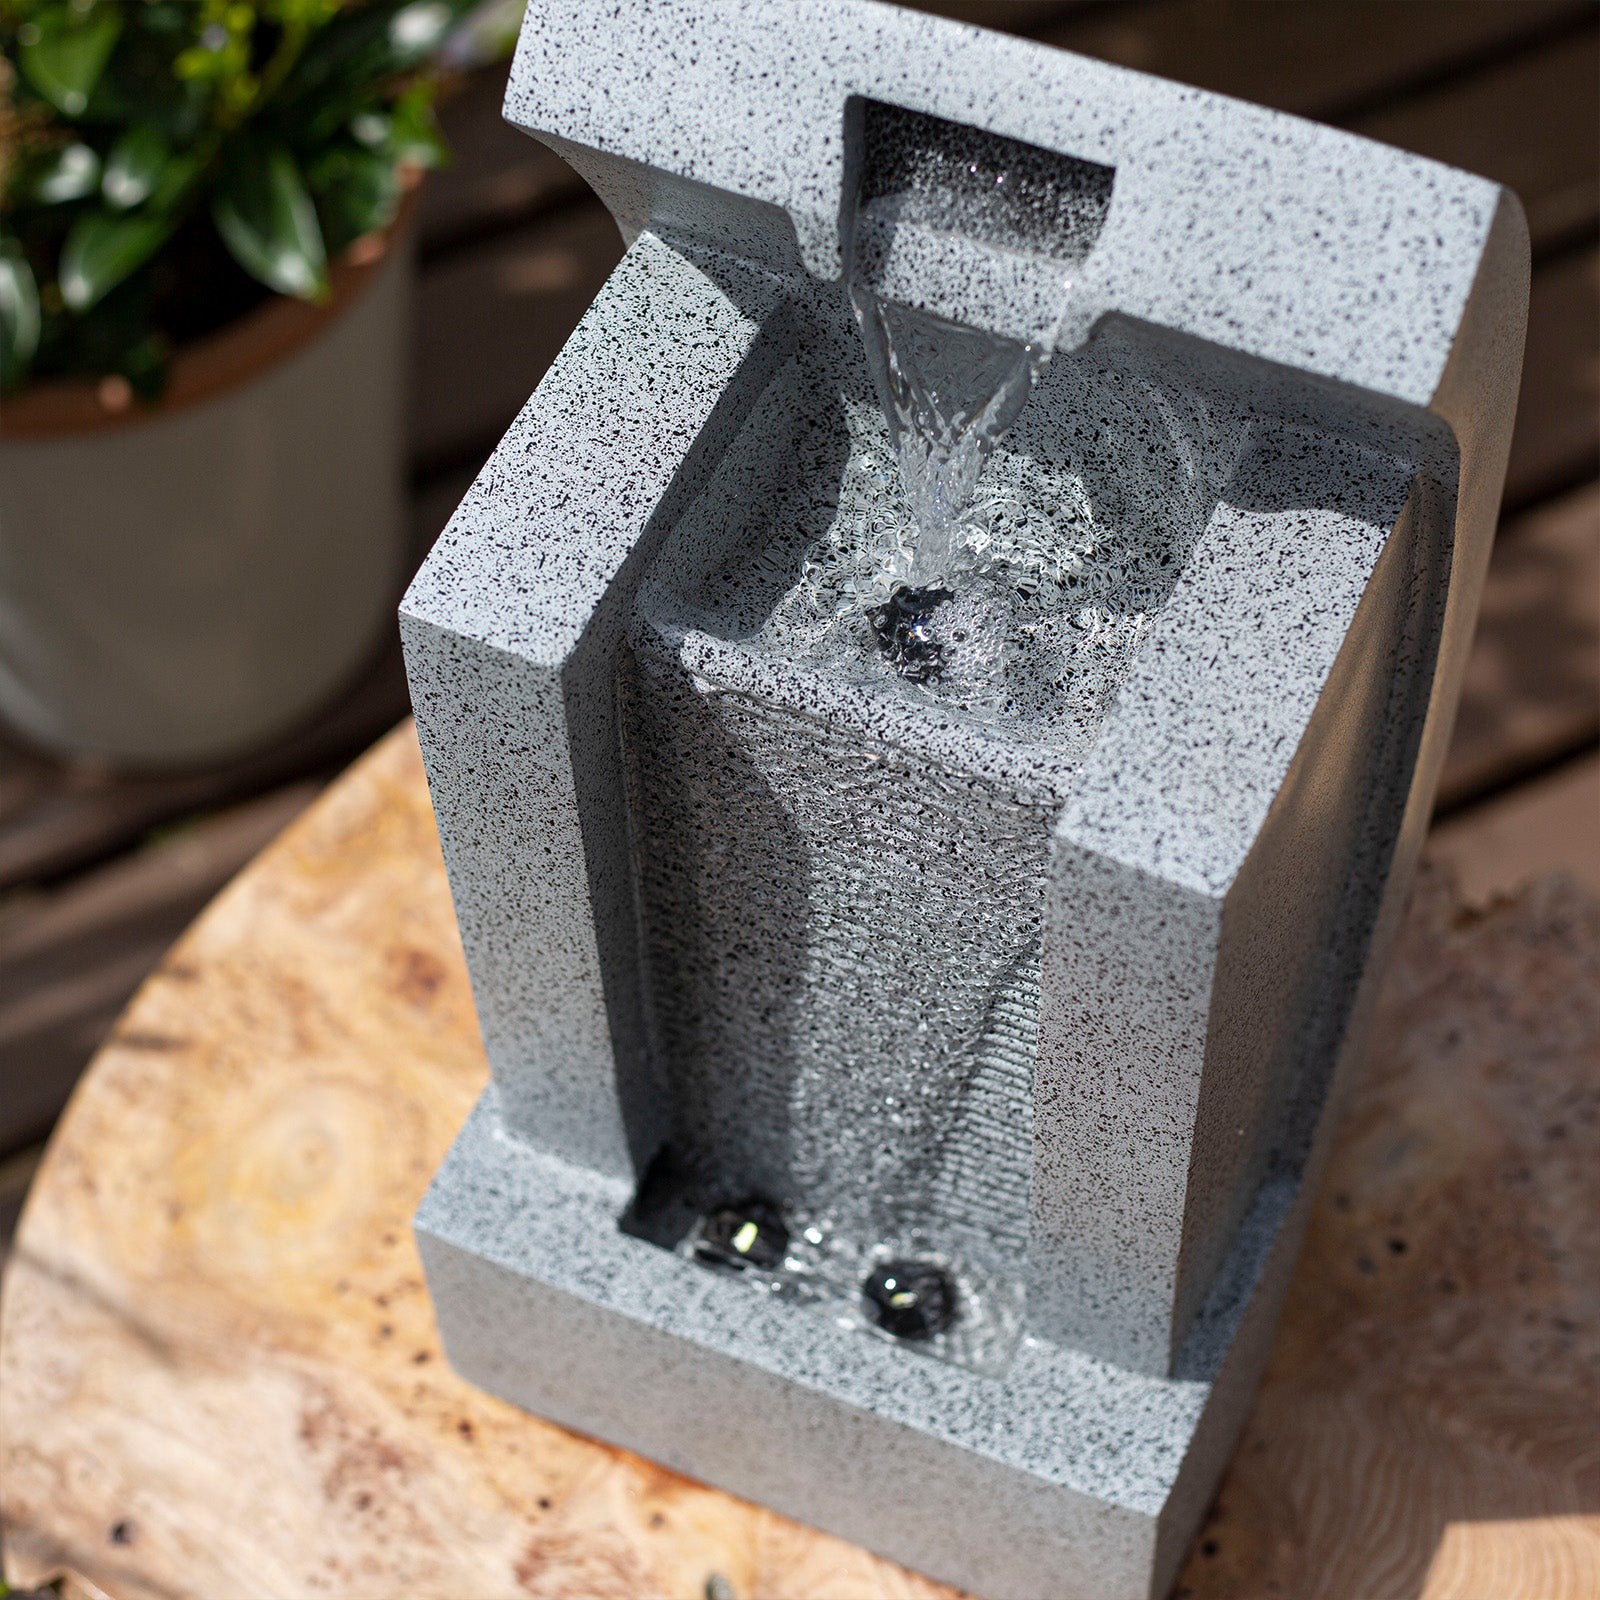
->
[[694, 1198, 790, 1271], [862, 1259, 957, 1340]]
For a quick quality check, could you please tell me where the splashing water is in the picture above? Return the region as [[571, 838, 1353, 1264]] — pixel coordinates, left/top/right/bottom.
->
[[848, 278, 1047, 590], [844, 179, 1076, 705], [739, 327, 1220, 752], [726, 201, 1219, 750]]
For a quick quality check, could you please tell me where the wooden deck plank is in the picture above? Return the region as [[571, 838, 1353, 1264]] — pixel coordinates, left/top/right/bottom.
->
[[4, 724, 1596, 1600], [0, 1145, 42, 1285], [1429, 748, 1600, 911], [0, 785, 323, 1155], [910, 1, 1087, 30], [1349, 30, 1599, 253], [1440, 483, 1600, 810], [0, 638, 408, 894], [410, 201, 622, 473], [1505, 246, 1600, 510], [422, 69, 586, 253], [1035, 0, 1593, 119], [410, 461, 481, 559]]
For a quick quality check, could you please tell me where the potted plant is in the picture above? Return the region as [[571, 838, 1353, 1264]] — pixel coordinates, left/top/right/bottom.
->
[[0, 0, 472, 765]]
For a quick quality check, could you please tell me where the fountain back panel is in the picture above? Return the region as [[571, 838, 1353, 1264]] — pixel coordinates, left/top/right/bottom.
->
[[398, 4, 1527, 1596]]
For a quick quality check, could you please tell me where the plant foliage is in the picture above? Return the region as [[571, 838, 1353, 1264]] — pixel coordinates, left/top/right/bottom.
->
[[0, 0, 475, 395]]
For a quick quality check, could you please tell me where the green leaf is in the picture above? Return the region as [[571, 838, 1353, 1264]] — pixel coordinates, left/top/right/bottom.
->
[[350, 110, 391, 149], [308, 145, 401, 254], [212, 145, 329, 301], [33, 141, 102, 204], [59, 209, 173, 312], [389, 82, 448, 169], [140, 3, 190, 34], [278, 22, 400, 137], [119, 331, 173, 402], [263, 0, 341, 26], [18, 5, 123, 118], [280, 0, 466, 118], [85, 24, 210, 143], [147, 153, 204, 213], [0, 247, 42, 387], [102, 126, 173, 211]]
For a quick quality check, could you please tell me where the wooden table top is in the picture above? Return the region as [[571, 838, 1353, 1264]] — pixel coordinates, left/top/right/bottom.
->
[[3, 722, 1598, 1600]]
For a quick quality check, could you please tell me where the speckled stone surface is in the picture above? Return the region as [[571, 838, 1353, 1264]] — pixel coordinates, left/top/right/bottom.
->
[[400, 3, 1527, 1596]]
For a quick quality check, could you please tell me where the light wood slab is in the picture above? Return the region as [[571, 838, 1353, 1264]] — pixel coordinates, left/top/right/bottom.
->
[[3, 725, 1597, 1600]]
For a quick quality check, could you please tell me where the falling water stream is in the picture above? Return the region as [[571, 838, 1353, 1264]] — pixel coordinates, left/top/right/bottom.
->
[[845, 180, 1071, 692], [848, 282, 1047, 591]]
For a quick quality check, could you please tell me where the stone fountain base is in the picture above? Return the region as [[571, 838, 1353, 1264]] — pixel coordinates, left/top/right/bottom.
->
[[417, 1090, 1316, 1600]]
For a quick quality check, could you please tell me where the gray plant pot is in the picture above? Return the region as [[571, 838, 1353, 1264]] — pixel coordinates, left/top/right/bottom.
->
[[0, 224, 411, 768]]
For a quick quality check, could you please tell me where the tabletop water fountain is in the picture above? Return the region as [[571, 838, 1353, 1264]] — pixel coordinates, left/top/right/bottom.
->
[[399, 4, 1527, 1595]]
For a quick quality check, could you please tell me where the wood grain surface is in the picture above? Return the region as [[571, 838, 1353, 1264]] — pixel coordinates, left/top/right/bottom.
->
[[3, 723, 1597, 1600], [1175, 866, 1600, 1600]]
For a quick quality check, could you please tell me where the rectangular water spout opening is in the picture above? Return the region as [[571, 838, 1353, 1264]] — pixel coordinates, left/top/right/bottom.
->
[[845, 97, 1115, 348]]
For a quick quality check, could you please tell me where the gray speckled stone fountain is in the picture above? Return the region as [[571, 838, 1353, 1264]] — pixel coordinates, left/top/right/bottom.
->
[[398, 4, 1527, 1595]]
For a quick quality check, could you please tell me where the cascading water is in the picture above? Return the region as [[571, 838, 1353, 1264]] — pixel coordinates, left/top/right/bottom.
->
[[844, 174, 1073, 694], [632, 123, 1222, 1371], [848, 275, 1047, 591]]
